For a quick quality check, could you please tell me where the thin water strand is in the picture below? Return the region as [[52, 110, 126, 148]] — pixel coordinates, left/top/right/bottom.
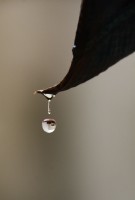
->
[[48, 100, 51, 115]]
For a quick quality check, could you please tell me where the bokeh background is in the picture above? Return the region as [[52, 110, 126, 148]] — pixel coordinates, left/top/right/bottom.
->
[[0, 1, 135, 200]]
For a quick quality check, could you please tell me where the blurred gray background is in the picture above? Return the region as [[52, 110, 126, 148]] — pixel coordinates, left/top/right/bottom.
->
[[0, 0, 135, 200]]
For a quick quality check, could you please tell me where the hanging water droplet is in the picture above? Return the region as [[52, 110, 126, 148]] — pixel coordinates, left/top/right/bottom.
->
[[40, 93, 57, 133], [42, 119, 56, 133]]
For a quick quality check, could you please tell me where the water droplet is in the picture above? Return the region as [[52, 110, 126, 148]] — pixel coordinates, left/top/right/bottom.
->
[[43, 93, 55, 100], [42, 119, 56, 133]]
